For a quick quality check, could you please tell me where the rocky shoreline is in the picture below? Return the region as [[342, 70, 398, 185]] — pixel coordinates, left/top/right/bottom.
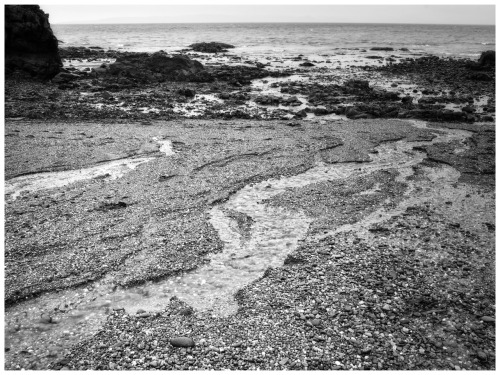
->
[[4, 6, 495, 371], [5, 43, 495, 123]]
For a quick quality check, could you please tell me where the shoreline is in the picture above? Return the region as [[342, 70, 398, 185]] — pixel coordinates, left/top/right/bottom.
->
[[4, 37, 496, 370], [5, 46, 495, 124]]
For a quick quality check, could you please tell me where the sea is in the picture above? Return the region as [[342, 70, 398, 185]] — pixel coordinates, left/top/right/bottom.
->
[[52, 23, 495, 59]]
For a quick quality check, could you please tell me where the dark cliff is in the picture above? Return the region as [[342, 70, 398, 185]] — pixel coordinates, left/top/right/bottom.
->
[[5, 5, 62, 79]]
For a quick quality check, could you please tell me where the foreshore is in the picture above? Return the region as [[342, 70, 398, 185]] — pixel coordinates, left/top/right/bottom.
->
[[4, 44, 496, 370], [5, 45, 496, 123]]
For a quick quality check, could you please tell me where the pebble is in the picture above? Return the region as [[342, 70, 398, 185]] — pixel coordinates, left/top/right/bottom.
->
[[39, 314, 52, 324], [480, 316, 495, 323], [477, 351, 487, 361], [170, 337, 195, 348]]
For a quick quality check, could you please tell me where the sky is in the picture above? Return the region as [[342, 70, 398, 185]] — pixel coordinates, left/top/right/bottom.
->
[[38, 4, 496, 25]]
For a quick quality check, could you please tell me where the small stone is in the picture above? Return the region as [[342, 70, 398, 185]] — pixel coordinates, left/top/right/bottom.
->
[[481, 316, 495, 323], [311, 319, 321, 326], [39, 314, 52, 324], [419, 348, 425, 354], [179, 307, 193, 316], [361, 348, 371, 355], [382, 304, 391, 311], [170, 337, 195, 348], [136, 309, 146, 314], [477, 351, 487, 360], [102, 91, 113, 100], [280, 358, 289, 365], [444, 341, 458, 348]]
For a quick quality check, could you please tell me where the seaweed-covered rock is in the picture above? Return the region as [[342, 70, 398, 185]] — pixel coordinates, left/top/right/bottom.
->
[[108, 52, 210, 82], [189, 42, 235, 53], [5, 5, 62, 79], [370, 47, 394, 51], [478, 50, 495, 67]]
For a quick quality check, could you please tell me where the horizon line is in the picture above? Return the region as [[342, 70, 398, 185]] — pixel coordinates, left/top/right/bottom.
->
[[52, 21, 496, 26]]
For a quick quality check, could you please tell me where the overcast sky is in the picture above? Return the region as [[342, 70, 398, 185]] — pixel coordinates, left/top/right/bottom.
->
[[40, 4, 495, 25]]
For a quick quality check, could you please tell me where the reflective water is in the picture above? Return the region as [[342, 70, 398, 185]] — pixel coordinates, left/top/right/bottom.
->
[[5, 140, 173, 200]]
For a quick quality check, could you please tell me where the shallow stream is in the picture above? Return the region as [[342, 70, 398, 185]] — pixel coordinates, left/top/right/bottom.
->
[[5, 121, 472, 369], [5, 139, 174, 200]]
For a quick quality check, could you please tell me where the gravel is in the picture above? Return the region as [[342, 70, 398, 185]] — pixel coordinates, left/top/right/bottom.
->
[[5, 117, 494, 370]]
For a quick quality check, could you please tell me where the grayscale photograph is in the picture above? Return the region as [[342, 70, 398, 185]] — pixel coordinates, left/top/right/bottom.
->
[[4, 2, 496, 371]]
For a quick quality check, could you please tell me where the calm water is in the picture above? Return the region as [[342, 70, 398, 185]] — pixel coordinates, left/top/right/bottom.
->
[[53, 23, 495, 58]]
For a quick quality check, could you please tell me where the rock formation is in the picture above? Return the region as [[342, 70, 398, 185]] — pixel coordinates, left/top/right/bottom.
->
[[108, 52, 210, 82], [189, 42, 235, 53], [478, 50, 495, 67], [5, 5, 62, 79]]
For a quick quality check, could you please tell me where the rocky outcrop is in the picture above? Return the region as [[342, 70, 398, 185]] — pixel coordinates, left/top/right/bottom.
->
[[5, 5, 62, 79], [370, 47, 394, 51], [189, 42, 235, 53], [107, 52, 211, 82], [478, 50, 495, 67]]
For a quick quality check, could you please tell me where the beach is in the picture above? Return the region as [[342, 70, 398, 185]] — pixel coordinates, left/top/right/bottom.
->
[[4, 9, 496, 371]]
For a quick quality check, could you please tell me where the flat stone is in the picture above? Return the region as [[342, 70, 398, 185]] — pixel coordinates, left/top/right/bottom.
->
[[170, 337, 195, 348], [481, 316, 495, 323]]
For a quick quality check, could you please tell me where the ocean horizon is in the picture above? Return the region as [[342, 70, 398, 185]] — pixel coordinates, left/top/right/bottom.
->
[[52, 22, 495, 59]]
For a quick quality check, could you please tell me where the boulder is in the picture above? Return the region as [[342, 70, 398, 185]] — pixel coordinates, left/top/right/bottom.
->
[[189, 42, 235, 53], [478, 50, 495, 67], [52, 71, 80, 84], [370, 47, 394, 51], [5, 5, 62, 79], [345, 80, 370, 89], [177, 88, 196, 97], [108, 52, 208, 82], [467, 72, 493, 81]]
